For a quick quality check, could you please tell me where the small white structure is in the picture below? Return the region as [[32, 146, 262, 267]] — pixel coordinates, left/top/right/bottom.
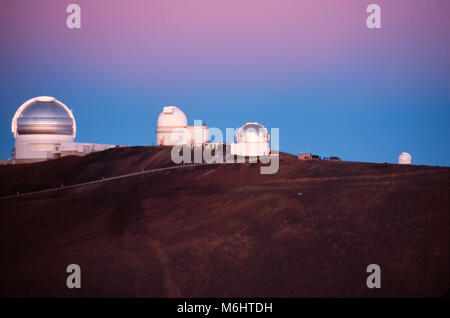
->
[[398, 152, 412, 165], [156, 105, 208, 146], [11, 96, 115, 163], [231, 122, 270, 157]]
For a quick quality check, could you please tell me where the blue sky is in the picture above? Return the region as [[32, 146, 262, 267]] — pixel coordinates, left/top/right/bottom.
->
[[1, 0, 449, 166]]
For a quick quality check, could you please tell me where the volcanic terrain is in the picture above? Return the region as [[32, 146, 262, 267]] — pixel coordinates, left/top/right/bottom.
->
[[0, 146, 448, 297]]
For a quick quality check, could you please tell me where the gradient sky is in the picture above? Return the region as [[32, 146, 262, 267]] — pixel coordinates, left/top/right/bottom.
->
[[0, 0, 449, 166]]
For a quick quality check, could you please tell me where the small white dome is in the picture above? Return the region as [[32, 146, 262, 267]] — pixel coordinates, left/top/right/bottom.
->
[[398, 152, 412, 164], [157, 106, 187, 128], [236, 122, 269, 143]]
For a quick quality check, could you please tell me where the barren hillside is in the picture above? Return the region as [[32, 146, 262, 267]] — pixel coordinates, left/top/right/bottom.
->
[[0, 146, 448, 297]]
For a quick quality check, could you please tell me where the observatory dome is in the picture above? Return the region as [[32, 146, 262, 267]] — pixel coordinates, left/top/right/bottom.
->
[[236, 122, 269, 143], [398, 152, 412, 165], [12, 96, 76, 138], [157, 106, 188, 128]]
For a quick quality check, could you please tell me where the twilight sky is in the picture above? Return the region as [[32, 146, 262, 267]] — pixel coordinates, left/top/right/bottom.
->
[[0, 0, 449, 165]]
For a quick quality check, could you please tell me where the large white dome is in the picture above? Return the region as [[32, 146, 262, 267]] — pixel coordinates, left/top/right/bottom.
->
[[11, 96, 76, 138], [157, 106, 187, 128], [236, 122, 269, 143]]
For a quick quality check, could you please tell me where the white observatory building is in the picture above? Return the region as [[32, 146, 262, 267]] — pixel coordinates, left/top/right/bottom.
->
[[231, 122, 270, 157], [11, 96, 115, 163], [156, 105, 208, 146], [398, 152, 412, 165]]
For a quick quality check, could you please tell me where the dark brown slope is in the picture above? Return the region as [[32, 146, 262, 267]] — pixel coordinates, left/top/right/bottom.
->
[[0, 146, 176, 196], [0, 146, 448, 297]]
